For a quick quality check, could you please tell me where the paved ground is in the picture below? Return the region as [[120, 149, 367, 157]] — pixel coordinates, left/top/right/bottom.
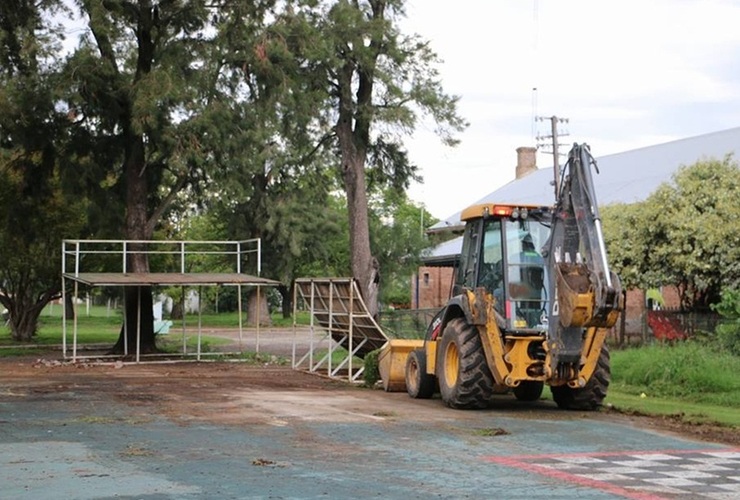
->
[[1, 358, 738, 499]]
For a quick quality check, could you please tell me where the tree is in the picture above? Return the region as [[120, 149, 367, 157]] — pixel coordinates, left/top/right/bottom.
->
[[369, 190, 435, 307], [60, 1, 280, 352], [602, 156, 740, 310], [284, 0, 466, 318], [0, 0, 87, 341]]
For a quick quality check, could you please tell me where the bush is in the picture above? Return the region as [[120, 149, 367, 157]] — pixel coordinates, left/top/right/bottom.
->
[[363, 349, 381, 387], [715, 321, 740, 356], [711, 289, 740, 356]]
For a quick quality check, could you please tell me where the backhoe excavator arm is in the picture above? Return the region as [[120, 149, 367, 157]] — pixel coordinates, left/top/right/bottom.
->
[[544, 144, 622, 379]]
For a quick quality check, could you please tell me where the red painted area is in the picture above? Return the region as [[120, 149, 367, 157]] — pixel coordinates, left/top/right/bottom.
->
[[483, 448, 740, 500], [485, 447, 739, 461], [647, 311, 687, 341], [485, 456, 665, 500]]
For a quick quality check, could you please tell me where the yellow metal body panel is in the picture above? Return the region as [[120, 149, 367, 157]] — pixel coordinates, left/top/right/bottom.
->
[[425, 341, 437, 376], [504, 336, 546, 384], [470, 290, 511, 386], [378, 339, 424, 392]]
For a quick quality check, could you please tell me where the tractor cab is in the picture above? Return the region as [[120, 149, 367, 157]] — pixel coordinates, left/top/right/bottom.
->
[[453, 203, 552, 333]]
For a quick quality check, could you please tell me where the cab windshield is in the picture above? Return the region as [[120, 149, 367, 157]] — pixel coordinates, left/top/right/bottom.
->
[[503, 219, 549, 331]]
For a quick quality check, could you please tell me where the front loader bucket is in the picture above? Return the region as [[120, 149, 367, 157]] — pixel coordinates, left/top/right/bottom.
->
[[378, 339, 425, 392]]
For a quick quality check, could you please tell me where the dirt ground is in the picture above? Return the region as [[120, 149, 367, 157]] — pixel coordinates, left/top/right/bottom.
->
[[2, 355, 738, 448]]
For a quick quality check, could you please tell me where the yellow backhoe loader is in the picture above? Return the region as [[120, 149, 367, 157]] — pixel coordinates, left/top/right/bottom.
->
[[379, 143, 623, 410]]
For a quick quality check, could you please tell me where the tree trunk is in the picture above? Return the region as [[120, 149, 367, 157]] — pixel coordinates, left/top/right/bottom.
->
[[170, 300, 183, 320], [65, 294, 75, 320], [279, 283, 292, 319], [343, 151, 380, 319], [4, 290, 55, 342], [109, 132, 157, 354], [333, 3, 384, 320], [246, 288, 271, 327], [8, 307, 40, 342], [110, 286, 157, 355]]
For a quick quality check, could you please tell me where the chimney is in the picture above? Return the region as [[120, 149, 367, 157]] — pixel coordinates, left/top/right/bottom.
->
[[515, 146, 537, 179]]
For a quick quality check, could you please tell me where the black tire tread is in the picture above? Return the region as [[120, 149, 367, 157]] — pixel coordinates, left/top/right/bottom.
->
[[438, 318, 494, 409], [551, 346, 611, 411], [406, 349, 436, 399]]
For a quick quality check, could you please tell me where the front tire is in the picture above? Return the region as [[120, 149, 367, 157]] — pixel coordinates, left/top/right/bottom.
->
[[405, 349, 435, 399], [437, 318, 494, 409], [551, 346, 611, 411]]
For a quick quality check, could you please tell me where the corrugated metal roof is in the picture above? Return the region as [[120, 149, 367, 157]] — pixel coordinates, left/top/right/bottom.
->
[[425, 126, 740, 260], [429, 126, 740, 232]]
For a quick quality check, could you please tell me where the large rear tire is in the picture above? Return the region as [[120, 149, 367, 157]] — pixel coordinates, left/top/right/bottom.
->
[[437, 318, 494, 409], [405, 349, 436, 399], [513, 381, 544, 402], [551, 346, 611, 411]]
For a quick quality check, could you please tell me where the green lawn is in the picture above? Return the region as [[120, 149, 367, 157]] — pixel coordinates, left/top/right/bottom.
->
[[605, 342, 740, 428], [603, 391, 740, 427]]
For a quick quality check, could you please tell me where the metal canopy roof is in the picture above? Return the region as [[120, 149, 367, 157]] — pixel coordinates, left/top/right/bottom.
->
[[64, 272, 279, 287]]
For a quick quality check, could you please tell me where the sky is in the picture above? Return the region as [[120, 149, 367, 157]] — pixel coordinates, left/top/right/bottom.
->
[[400, 0, 740, 220]]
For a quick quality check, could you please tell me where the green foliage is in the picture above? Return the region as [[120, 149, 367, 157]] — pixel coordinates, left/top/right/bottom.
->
[[711, 288, 740, 355], [371, 191, 437, 307], [0, 1, 88, 341], [363, 348, 381, 387], [602, 156, 740, 309], [610, 343, 740, 407]]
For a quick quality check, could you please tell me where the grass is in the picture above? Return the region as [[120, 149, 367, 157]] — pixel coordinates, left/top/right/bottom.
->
[[603, 391, 740, 427], [609, 342, 740, 407], [605, 342, 740, 428], [0, 305, 312, 347]]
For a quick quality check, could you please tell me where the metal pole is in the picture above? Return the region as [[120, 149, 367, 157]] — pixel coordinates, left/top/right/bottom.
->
[[73, 281, 79, 362], [348, 280, 354, 381], [197, 285, 202, 361], [256, 286, 261, 354], [61, 241, 67, 358], [181, 286, 186, 354], [292, 282, 298, 368], [237, 284, 243, 352], [136, 286, 141, 363], [551, 115, 561, 199]]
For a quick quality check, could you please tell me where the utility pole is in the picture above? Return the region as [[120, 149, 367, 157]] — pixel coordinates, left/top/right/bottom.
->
[[536, 115, 569, 199]]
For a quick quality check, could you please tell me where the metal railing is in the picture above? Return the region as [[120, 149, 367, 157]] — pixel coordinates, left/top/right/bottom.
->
[[62, 239, 262, 276]]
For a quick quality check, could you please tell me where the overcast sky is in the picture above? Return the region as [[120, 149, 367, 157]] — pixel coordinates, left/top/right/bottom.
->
[[401, 0, 740, 220]]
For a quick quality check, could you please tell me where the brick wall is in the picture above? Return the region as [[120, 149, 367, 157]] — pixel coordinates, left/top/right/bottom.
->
[[411, 266, 454, 309]]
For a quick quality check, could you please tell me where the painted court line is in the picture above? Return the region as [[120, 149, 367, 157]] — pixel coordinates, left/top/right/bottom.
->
[[483, 448, 740, 500]]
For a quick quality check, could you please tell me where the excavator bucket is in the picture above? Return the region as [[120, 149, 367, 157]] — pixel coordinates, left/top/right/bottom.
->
[[378, 339, 424, 392]]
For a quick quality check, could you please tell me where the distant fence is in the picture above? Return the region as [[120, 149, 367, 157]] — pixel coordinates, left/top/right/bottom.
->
[[381, 307, 724, 346], [378, 308, 438, 339], [645, 309, 721, 342]]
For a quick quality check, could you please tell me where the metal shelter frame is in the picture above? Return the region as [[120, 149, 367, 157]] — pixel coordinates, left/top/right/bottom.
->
[[292, 278, 388, 383], [62, 239, 278, 363]]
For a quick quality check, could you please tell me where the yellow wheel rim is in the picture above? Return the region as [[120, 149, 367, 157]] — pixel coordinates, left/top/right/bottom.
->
[[408, 358, 419, 391], [443, 341, 459, 388]]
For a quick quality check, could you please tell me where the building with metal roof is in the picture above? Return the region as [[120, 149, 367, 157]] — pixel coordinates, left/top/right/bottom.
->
[[424, 126, 740, 263], [430, 126, 740, 232]]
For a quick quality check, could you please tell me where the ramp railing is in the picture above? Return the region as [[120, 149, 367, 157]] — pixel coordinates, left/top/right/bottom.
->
[[292, 278, 388, 383]]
